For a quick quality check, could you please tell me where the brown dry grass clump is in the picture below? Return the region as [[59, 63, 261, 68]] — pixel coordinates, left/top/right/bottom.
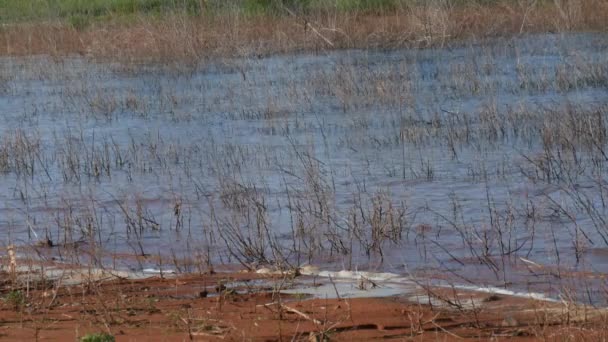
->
[[2, 0, 608, 62]]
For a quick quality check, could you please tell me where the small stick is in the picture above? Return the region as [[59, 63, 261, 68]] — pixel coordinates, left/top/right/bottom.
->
[[281, 6, 334, 47], [431, 320, 463, 339], [262, 302, 323, 325], [281, 304, 323, 325]]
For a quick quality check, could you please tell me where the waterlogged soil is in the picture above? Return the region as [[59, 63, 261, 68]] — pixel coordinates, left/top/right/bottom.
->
[[1, 33, 608, 303], [0, 271, 605, 341]]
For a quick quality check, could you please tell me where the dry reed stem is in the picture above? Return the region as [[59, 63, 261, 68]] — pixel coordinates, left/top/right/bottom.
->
[[1, 0, 607, 62], [8, 245, 16, 277]]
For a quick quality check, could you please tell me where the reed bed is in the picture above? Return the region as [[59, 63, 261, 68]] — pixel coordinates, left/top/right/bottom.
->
[[1, 0, 608, 61]]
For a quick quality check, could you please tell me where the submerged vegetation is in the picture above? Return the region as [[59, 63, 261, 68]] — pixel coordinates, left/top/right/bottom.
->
[[1, 0, 608, 339], [1, 32, 608, 303]]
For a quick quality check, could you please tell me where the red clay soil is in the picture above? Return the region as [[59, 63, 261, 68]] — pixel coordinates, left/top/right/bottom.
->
[[0, 272, 606, 341]]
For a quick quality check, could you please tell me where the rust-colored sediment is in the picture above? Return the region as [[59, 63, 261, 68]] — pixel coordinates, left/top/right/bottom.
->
[[0, 271, 606, 341]]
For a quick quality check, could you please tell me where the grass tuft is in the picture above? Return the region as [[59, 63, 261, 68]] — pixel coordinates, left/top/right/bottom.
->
[[80, 332, 115, 342]]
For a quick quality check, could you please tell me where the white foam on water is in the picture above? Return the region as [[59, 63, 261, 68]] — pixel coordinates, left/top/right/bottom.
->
[[305, 269, 401, 282], [449, 284, 558, 302], [282, 268, 418, 299], [142, 268, 176, 274], [293, 268, 558, 302], [281, 278, 419, 299]]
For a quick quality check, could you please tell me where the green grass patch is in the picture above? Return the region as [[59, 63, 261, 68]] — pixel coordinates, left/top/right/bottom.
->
[[80, 333, 115, 342], [0, 0, 203, 23], [239, 0, 400, 16], [3, 290, 25, 311], [0, 0, 516, 24]]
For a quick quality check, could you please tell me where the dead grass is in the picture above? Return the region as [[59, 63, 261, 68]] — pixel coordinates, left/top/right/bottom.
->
[[1, 0, 608, 62]]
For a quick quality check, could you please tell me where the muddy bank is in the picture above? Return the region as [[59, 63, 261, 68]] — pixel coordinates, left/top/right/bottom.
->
[[0, 264, 606, 341]]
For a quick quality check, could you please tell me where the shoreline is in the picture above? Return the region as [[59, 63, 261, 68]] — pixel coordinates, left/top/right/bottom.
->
[[2, 1, 608, 62], [0, 259, 606, 340]]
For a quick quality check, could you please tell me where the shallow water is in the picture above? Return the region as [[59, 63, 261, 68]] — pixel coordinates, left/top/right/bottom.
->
[[1, 33, 608, 303]]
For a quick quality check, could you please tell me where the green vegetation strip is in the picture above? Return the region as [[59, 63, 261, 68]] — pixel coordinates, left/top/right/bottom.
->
[[1, 0, 510, 25]]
